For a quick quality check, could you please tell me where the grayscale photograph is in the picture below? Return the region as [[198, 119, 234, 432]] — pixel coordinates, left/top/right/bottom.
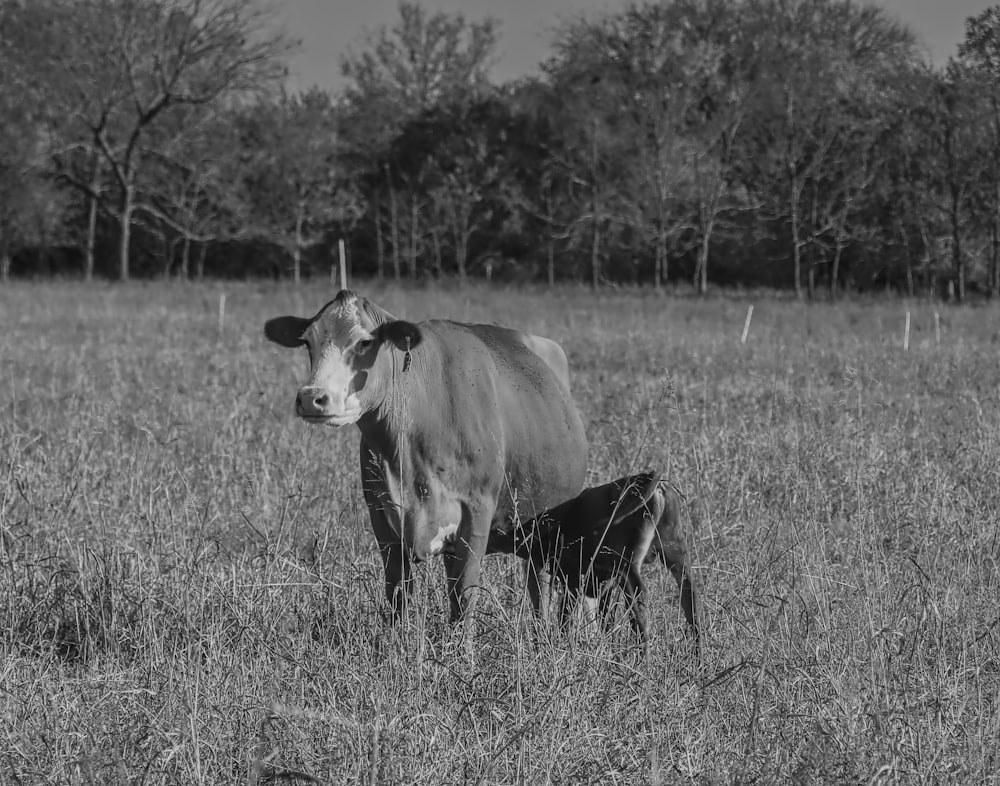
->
[[2, 0, 997, 782]]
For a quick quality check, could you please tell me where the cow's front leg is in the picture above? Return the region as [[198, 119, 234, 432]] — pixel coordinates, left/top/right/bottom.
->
[[365, 490, 412, 618], [361, 441, 413, 620], [443, 504, 491, 624], [379, 539, 412, 619]]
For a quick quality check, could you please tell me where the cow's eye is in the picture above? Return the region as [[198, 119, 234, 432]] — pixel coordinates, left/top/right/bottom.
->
[[357, 339, 374, 352]]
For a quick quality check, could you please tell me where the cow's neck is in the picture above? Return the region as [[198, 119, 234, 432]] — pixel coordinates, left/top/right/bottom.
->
[[355, 349, 430, 481]]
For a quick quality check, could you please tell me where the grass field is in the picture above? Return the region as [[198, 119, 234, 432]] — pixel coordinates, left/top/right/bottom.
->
[[2, 280, 999, 784]]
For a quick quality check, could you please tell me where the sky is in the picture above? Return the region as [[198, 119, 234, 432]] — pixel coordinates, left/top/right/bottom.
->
[[277, 0, 997, 92]]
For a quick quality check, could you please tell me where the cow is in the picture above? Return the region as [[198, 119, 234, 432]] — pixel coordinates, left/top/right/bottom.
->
[[264, 290, 588, 624], [513, 471, 699, 646]]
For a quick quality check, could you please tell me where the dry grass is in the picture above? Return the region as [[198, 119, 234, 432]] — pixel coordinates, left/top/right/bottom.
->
[[2, 280, 998, 784]]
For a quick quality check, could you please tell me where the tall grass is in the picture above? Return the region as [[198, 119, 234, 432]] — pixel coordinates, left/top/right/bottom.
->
[[2, 280, 998, 784]]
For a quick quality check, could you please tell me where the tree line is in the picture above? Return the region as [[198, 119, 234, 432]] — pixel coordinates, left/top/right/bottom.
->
[[3, 0, 1000, 299]]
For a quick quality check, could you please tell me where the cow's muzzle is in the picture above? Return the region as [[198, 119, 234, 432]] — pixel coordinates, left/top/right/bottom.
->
[[294, 385, 360, 425], [296, 386, 332, 416]]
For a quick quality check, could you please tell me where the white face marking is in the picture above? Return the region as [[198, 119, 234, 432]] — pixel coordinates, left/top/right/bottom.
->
[[297, 295, 374, 426], [306, 345, 364, 425]]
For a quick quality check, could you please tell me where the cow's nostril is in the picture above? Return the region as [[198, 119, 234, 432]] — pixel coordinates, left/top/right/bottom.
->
[[314, 393, 329, 408]]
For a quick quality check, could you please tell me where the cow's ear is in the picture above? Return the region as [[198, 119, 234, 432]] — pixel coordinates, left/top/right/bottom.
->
[[264, 316, 310, 348], [383, 320, 423, 351]]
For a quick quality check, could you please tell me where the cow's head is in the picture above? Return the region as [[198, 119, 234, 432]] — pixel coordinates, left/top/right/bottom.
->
[[265, 290, 421, 427]]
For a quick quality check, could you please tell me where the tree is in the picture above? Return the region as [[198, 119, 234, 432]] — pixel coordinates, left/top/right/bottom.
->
[[238, 89, 359, 282], [14, 0, 291, 280], [0, 1, 67, 280], [388, 98, 516, 279], [570, 5, 699, 288], [544, 1, 757, 290], [957, 6, 1000, 298], [142, 106, 248, 278], [340, 2, 499, 279], [0, 139, 66, 282], [504, 79, 582, 286], [542, 40, 628, 289], [738, 0, 915, 297], [922, 67, 980, 302]]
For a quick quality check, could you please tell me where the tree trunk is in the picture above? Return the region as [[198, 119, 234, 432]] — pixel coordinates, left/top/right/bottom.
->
[[790, 190, 802, 298], [180, 234, 191, 280], [695, 213, 712, 296], [386, 167, 400, 280], [655, 229, 666, 289], [85, 158, 100, 281], [590, 120, 600, 291], [992, 193, 1000, 300], [118, 181, 134, 281], [196, 243, 207, 280], [409, 195, 418, 280], [374, 195, 385, 280], [547, 232, 555, 288], [448, 196, 470, 281], [0, 250, 9, 282], [431, 228, 443, 277], [992, 215, 1000, 299], [591, 205, 600, 291], [917, 218, 933, 295], [992, 98, 1000, 300], [544, 190, 556, 287], [895, 215, 913, 298], [950, 189, 964, 303], [456, 224, 468, 281], [162, 237, 173, 278], [785, 89, 802, 299], [807, 190, 818, 301], [293, 203, 304, 284]]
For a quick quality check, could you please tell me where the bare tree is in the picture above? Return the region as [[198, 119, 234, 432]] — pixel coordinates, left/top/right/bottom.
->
[[740, 0, 915, 298], [140, 106, 247, 278], [17, 0, 292, 280], [340, 2, 498, 278], [237, 89, 360, 283]]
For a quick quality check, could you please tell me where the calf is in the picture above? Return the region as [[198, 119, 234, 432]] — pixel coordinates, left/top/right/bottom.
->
[[514, 472, 699, 645]]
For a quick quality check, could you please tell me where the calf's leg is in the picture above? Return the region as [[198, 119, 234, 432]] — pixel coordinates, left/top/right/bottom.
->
[[660, 545, 699, 646], [622, 568, 649, 641]]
